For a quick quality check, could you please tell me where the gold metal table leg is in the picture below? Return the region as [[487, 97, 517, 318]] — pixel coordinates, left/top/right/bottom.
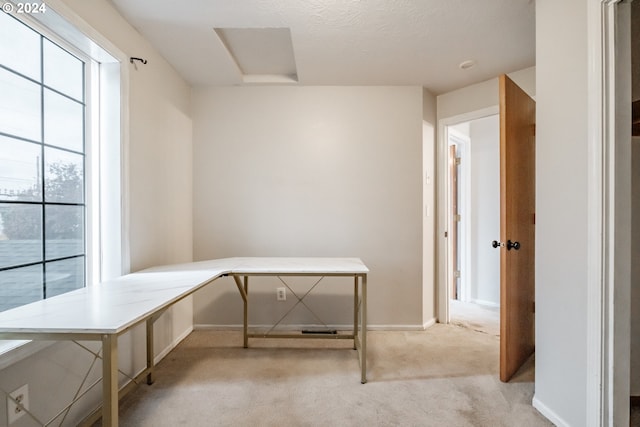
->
[[243, 276, 248, 347], [146, 318, 155, 385], [233, 275, 250, 348], [102, 334, 118, 426], [361, 274, 367, 384], [353, 276, 359, 350]]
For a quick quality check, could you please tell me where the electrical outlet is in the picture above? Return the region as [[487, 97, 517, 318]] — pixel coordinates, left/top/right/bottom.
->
[[276, 287, 286, 301], [7, 384, 29, 424]]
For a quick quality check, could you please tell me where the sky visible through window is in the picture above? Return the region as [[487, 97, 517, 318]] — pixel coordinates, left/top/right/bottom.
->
[[0, 11, 86, 312]]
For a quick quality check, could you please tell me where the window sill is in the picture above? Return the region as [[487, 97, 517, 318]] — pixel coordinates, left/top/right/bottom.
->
[[0, 340, 53, 370]]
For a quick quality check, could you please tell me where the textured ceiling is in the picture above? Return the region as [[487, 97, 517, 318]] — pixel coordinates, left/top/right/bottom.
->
[[110, 0, 535, 94]]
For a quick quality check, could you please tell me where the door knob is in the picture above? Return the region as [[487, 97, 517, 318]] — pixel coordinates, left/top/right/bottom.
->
[[507, 240, 520, 251], [492, 240, 520, 250]]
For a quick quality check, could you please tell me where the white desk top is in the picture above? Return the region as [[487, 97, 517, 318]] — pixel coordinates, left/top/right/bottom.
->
[[229, 257, 369, 275], [0, 257, 367, 335]]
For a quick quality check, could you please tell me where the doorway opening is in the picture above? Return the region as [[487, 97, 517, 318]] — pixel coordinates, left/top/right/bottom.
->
[[445, 115, 500, 337]]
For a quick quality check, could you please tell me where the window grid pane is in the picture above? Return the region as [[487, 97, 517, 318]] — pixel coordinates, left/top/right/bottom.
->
[[0, 11, 41, 81], [0, 67, 42, 142], [45, 205, 84, 261], [0, 265, 43, 313], [44, 88, 84, 152], [0, 136, 42, 202], [45, 256, 84, 298], [0, 12, 86, 313], [44, 147, 84, 204], [43, 39, 83, 101], [0, 203, 42, 269]]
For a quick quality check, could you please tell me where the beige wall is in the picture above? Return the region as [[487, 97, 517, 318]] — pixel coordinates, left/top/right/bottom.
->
[[422, 89, 437, 325], [191, 86, 426, 328], [437, 67, 535, 121], [0, 0, 194, 424], [534, 0, 589, 425]]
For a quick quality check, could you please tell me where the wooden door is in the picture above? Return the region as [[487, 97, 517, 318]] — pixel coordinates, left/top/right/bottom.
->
[[449, 145, 459, 300], [499, 75, 536, 382]]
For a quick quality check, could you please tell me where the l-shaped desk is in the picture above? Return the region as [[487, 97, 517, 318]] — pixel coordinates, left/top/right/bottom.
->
[[0, 257, 368, 427]]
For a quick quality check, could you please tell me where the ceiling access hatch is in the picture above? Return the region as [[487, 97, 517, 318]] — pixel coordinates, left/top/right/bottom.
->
[[214, 27, 298, 84]]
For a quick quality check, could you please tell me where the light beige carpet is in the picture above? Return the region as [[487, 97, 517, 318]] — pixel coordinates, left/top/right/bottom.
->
[[96, 324, 552, 426], [450, 300, 500, 337]]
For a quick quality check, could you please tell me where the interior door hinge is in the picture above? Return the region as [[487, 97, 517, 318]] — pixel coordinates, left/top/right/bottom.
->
[[455, 157, 461, 165], [454, 214, 461, 222], [454, 270, 461, 278]]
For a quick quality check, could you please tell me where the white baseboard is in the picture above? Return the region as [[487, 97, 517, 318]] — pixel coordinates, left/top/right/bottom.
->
[[370, 324, 431, 331], [154, 325, 193, 364], [194, 323, 428, 331], [470, 299, 500, 308], [423, 317, 437, 329], [532, 395, 570, 427]]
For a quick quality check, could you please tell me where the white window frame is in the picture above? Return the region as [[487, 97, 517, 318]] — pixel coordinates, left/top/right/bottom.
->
[[0, 11, 90, 310], [0, 0, 130, 366]]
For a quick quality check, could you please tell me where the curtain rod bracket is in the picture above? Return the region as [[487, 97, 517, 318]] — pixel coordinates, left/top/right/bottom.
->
[[130, 57, 148, 70]]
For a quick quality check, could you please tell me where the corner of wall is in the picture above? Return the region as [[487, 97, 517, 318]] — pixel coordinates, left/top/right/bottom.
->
[[423, 88, 437, 323], [532, 396, 572, 427]]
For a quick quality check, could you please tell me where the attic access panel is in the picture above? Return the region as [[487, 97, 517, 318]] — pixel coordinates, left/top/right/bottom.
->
[[214, 27, 298, 84]]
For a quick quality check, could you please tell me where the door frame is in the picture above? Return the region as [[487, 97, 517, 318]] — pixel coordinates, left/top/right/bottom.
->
[[434, 1, 630, 420], [585, 0, 631, 425], [447, 128, 471, 302], [437, 105, 498, 323]]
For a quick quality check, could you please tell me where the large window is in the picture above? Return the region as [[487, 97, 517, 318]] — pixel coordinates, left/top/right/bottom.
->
[[0, 11, 87, 312]]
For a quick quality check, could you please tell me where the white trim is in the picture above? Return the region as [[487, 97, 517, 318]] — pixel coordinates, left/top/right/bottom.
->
[[154, 325, 193, 364], [0, 5, 97, 366], [120, 65, 131, 275], [38, 0, 131, 276], [586, 1, 606, 424], [470, 299, 500, 309], [194, 323, 430, 332], [436, 105, 499, 323], [448, 129, 471, 303], [0, 341, 52, 370], [25, 0, 123, 64], [2, 0, 131, 278], [586, 1, 631, 426], [532, 396, 571, 427], [422, 317, 437, 329], [0, 0, 131, 367]]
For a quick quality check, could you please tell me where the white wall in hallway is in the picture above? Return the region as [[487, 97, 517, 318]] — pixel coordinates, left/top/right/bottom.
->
[[469, 115, 500, 306], [534, 0, 589, 424]]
